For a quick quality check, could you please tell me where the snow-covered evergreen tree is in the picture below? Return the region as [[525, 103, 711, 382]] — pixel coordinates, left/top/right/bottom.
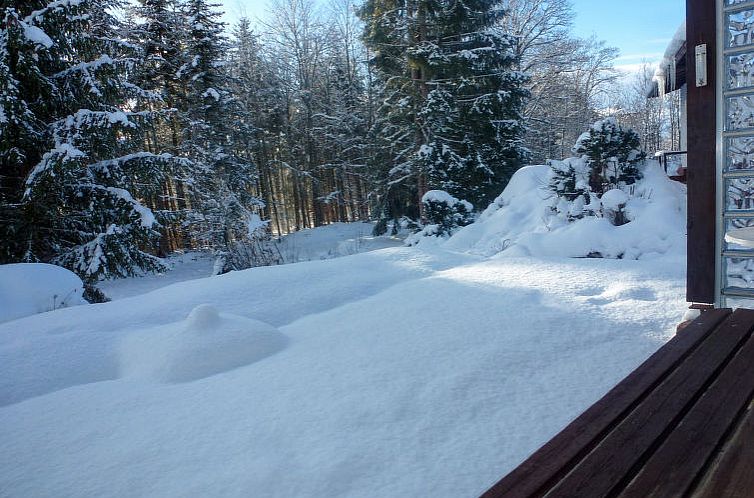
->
[[228, 18, 289, 234], [547, 156, 598, 220], [0, 0, 185, 280], [421, 190, 474, 236], [128, 0, 184, 106], [0, 5, 50, 261], [127, 0, 187, 149], [359, 0, 528, 220], [178, 0, 265, 272], [572, 117, 644, 194], [549, 118, 645, 225], [123, 0, 195, 255]]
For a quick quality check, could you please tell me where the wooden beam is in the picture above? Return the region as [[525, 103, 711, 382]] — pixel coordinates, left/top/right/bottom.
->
[[693, 399, 754, 497], [685, 0, 717, 305], [618, 313, 754, 497]]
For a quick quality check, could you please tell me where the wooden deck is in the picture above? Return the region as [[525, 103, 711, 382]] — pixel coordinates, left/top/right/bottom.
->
[[482, 308, 754, 498]]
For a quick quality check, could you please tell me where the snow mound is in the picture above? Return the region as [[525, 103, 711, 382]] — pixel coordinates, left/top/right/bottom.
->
[[119, 304, 288, 383], [601, 188, 629, 210], [445, 161, 686, 260], [422, 189, 473, 211], [0, 263, 88, 324]]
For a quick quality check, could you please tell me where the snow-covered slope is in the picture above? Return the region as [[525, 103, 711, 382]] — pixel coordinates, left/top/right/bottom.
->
[[0, 245, 685, 497], [446, 162, 686, 260]]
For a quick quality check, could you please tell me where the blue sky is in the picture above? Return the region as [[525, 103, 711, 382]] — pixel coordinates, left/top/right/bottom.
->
[[220, 0, 686, 73], [571, 0, 685, 72]]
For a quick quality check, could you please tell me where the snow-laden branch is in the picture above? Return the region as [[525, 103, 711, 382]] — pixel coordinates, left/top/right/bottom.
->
[[24, 0, 84, 23]]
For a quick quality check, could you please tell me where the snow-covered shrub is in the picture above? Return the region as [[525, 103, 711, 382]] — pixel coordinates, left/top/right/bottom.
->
[[83, 284, 110, 304], [547, 157, 599, 221], [213, 214, 282, 275], [404, 190, 474, 245], [573, 117, 645, 194], [422, 190, 474, 236], [549, 119, 646, 226]]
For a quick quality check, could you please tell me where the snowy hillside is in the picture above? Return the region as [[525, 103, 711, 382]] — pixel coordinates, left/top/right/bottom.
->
[[0, 161, 689, 497]]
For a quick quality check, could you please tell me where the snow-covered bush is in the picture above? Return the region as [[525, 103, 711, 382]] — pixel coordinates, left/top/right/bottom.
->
[[213, 214, 281, 275], [404, 190, 474, 245], [547, 157, 599, 220], [423, 190, 474, 234], [549, 119, 646, 226], [573, 117, 645, 194]]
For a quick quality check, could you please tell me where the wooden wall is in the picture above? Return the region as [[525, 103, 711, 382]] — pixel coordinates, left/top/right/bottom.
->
[[685, 0, 717, 305]]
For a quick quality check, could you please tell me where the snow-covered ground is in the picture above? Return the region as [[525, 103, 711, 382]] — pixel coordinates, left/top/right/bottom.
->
[[98, 222, 403, 301], [0, 163, 688, 497], [276, 221, 404, 263], [97, 251, 217, 301]]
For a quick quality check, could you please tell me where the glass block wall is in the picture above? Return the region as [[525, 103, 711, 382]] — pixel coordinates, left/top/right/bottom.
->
[[721, 0, 754, 301]]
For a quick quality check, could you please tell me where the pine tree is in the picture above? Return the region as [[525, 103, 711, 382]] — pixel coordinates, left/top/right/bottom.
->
[[1, 0, 185, 280], [572, 117, 644, 194], [228, 18, 288, 236], [178, 0, 265, 272], [359, 0, 528, 218], [125, 0, 194, 254], [127, 0, 187, 152], [0, 4, 51, 260]]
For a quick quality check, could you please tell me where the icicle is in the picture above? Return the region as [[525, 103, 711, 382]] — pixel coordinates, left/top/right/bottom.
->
[[656, 73, 666, 98], [669, 58, 677, 93]]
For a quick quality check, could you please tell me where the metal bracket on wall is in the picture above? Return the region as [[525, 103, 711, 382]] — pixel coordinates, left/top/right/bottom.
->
[[696, 44, 708, 87]]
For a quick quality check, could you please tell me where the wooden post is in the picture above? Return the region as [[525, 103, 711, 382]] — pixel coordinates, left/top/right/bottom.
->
[[686, 0, 717, 305]]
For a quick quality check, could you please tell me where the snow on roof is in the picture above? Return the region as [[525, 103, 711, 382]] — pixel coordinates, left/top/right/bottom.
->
[[648, 21, 686, 98]]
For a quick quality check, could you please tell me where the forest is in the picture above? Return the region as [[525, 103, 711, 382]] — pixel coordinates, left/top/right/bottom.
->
[[0, 0, 682, 287]]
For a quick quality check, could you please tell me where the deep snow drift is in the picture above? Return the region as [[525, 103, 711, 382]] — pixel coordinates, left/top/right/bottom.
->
[[0, 163, 688, 497], [0, 263, 88, 323], [446, 161, 686, 260]]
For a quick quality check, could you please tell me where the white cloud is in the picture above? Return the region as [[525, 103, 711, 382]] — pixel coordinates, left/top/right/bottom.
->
[[615, 53, 663, 62], [615, 62, 659, 74]]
